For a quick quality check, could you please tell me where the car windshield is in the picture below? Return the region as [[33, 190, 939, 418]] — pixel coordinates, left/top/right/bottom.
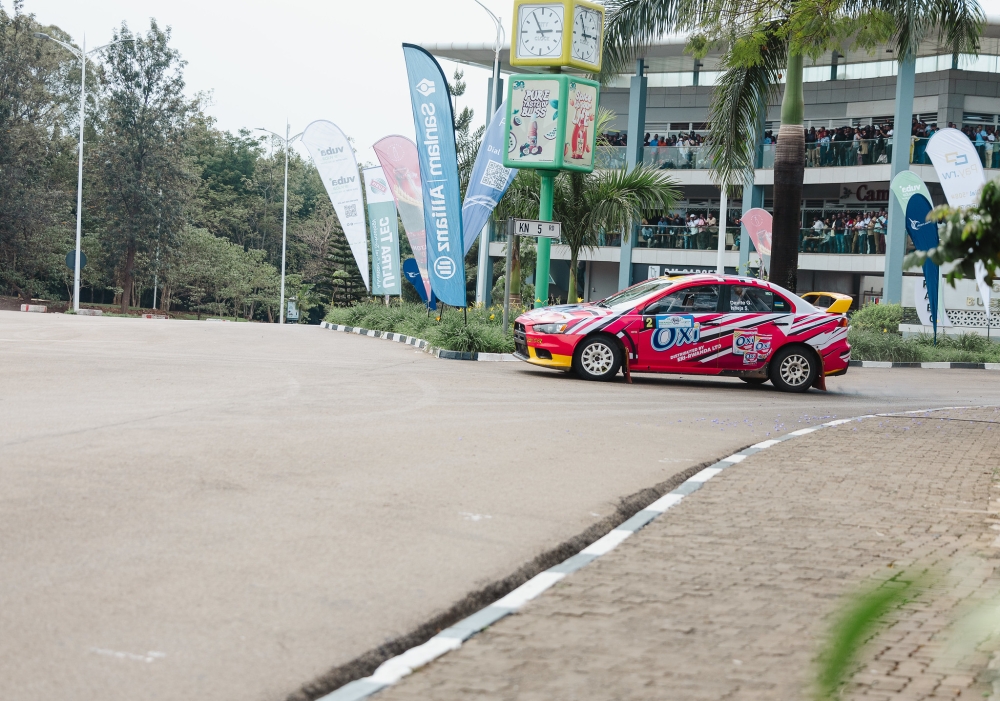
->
[[597, 279, 675, 310]]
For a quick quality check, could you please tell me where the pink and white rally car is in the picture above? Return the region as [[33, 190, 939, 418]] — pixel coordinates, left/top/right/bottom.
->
[[513, 274, 851, 392]]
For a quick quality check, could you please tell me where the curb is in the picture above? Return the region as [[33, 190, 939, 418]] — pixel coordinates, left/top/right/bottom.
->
[[849, 360, 1000, 370], [315, 407, 967, 701], [319, 322, 519, 362]]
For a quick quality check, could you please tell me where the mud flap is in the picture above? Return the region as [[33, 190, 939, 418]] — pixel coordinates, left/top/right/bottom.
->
[[812, 352, 827, 391], [623, 349, 633, 384]]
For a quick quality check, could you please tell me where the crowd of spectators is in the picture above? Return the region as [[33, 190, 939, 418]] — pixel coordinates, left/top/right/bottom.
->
[[637, 212, 741, 250], [802, 211, 888, 254]]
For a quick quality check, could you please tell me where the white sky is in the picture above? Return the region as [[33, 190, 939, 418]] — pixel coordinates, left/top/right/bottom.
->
[[24, 0, 1000, 165], [27, 0, 516, 166]]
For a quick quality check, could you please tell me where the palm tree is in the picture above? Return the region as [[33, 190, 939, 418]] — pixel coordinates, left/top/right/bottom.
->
[[496, 127, 678, 304], [602, 0, 983, 290]]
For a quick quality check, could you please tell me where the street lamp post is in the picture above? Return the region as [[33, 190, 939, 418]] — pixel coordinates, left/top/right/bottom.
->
[[256, 123, 303, 324], [34, 32, 132, 313], [473, 0, 504, 307]]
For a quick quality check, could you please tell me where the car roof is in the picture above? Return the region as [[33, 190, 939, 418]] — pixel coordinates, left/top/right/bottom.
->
[[661, 273, 782, 292]]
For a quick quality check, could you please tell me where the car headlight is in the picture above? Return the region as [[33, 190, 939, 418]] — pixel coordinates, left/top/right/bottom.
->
[[533, 322, 570, 334]]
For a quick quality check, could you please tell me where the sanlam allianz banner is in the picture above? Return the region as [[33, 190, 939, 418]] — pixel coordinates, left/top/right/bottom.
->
[[402, 43, 465, 307], [302, 120, 369, 290]]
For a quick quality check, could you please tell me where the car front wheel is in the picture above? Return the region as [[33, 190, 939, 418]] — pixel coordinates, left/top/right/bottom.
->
[[574, 335, 622, 381], [769, 345, 818, 393]]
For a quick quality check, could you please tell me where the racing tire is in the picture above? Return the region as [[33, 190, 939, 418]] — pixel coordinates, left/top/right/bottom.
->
[[573, 335, 622, 381], [769, 345, 818, 393], [739, 377, 768, 385]]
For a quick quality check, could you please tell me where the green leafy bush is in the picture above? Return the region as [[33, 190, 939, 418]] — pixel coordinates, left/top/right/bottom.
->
[[325, 300, 523, 354], [849, 303, 902, 333]]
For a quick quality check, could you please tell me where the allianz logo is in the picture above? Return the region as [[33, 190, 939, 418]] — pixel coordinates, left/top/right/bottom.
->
[[416, 78, 436, 96], [319, 146, 344, 157]]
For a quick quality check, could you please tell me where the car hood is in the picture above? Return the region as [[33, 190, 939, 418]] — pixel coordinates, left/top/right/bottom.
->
[[515, 304, 618, 328]]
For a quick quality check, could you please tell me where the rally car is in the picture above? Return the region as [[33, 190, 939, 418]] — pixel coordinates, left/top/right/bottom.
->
[[513, 274, 850, 392]]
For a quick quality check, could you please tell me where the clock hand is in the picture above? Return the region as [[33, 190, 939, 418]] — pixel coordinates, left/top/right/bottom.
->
[[532, 12, 550, 35]]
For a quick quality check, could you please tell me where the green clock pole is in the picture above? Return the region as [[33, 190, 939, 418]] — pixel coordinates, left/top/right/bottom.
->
[[534, 171, 555, 308]]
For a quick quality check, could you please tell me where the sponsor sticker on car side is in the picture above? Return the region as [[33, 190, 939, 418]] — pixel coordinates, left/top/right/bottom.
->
[[733, 330, 773, 365]]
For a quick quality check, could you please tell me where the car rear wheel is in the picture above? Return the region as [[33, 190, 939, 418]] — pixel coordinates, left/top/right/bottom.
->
[[770, 346, 818, 393], [574, 335, 621, 381]]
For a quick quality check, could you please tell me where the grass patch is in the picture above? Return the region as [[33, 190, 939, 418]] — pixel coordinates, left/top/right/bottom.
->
[[325, 301, 526, 354]]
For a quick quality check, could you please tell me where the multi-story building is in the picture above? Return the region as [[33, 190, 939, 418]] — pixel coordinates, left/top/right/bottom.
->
[[426, 20, 1000, 322]]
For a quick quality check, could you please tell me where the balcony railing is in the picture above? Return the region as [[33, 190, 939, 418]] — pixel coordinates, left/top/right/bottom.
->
[[489, 222, 904, 255], [595, 137, 1000, 171]]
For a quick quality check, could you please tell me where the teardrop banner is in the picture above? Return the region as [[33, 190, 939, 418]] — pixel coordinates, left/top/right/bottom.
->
[[925, 128, 986, 209], [905, 193, 952, 332], [402, 43, 466, 307], [461, 103, 518, 255], [362, 167, 402, 295], [740, 208, 772, 276], [301, 120, 369, 291], [373, 136, 431, 299]]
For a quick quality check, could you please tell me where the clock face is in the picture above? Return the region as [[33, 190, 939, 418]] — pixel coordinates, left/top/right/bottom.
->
[[571, 6, 601, 64], [517, 4, 564, 59]]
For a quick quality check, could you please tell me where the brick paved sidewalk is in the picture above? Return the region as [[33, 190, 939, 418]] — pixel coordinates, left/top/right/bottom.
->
[[379, 408, 1000, 701]]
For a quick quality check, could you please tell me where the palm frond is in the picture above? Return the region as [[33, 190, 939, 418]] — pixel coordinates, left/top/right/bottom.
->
[[840, 0, 984, 57], [706, 23, 786, 187], [601, 0, 702, 81], [583, 166, 680, 244]]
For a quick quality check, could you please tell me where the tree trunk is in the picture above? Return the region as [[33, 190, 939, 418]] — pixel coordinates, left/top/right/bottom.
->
[[568, 248, 579, 304], [121, 242, 137, 314], [770, 52, 805, 292]]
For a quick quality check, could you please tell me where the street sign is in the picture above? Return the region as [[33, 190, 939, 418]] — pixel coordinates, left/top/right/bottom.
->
[[510, 218, 562, 239], [65, 251, 87, 271]]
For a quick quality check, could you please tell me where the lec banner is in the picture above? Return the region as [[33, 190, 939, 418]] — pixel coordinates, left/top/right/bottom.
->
[[362, 167, 401, 295], [402, 43, 466, 307], [302, 120, 369, 290], [461, 103, 517, 254]]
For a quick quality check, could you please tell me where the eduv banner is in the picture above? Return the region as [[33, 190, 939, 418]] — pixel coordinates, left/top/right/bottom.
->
[[362, 167, 401, 295], [925, 128, 985, 208], [402, 43, 465, 307], [461, 103, 518, 254], [373, 136, 430, 299], [302, 120, 369, 290]]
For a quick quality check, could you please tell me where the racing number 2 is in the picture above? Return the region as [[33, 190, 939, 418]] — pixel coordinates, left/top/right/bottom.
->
[[644, 316, 655, 329]]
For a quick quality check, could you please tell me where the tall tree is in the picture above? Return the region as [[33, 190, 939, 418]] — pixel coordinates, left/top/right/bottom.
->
[[0, 2, 75, 303], [602, 0, 983, 290], [93, 19, 193, 312]]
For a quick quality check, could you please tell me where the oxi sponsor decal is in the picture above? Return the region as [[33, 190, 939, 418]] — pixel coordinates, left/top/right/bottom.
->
[[733, 330, 772, 365], [651, 315, 700, 351]]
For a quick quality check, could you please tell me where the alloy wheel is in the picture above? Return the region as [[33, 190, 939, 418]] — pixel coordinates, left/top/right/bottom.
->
[[581, 342, 615, 376]]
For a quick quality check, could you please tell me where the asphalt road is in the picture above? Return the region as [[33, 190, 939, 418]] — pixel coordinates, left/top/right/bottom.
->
[[2, 311, 998, 701]]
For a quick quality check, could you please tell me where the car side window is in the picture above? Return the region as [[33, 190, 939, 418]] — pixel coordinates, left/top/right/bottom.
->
[[727, 285, 773, 313], [772, 294, 792, 312], [645, 285, 720, 315]]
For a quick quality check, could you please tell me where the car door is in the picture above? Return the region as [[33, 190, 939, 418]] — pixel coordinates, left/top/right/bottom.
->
[[715, 283, 791, 373], [631, 283, 723, 374]]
